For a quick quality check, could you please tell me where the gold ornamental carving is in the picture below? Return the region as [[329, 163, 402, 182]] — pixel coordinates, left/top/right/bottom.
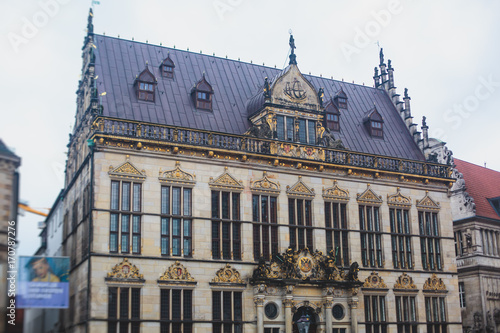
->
[[158, 261, 195, 282], [286, 176, 315, 198], [416, 191, 441, 211], [109, 157, 146, 180], [212, 264, 244, 284], [387, 187, 411, 208], [363, 272, 387, 289], [323, 180, 350, 202], [423, 274, 447, 291], [357, 184, 383, 205], [159, 161, 196, 185], [251, 171, 280, 194], [209, 167, 244, 190], [394, 273, 417, 290], [106, 258, 144, 281]]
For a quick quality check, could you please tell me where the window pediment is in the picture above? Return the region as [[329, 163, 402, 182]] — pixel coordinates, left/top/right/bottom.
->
[[209, 167, 244, 191], [357, 184, 382, 205], [210, 264, 245, 287], [109, 157, 146, 181], [286, 176, 315, 198], [105, 258, 145, 284], [362, 271, 387, 290], [322, 180, 349, 202], [158, 261, 197, 287], [251, 171, 280, 194], [394, 273, 417, 290], [159, 161, 196, 186], [423, 274, 447, 292], [387, 187, 411, 208], [416, 191, 440, 211]]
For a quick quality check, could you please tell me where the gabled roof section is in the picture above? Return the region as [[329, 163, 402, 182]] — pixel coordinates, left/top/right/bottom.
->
[[135, 66, 156, 83], [454, 159, 500, 220], [325, 99, 340, 114], [363, 106, 384, 123], [91, 35, 425, 161], [192, 73, 213, 93], [0, 139, 21, 165], [160, 55, 175, 68]]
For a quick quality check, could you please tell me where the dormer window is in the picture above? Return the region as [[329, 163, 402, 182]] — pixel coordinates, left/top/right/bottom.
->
[[324, 100, 340, 131], [160, 55, 175, 78], [134, 67, 156, 102], [334, 89, 348, 110], [489, 197, 500, 217], [364, 107, 384, 138], [191, 74, 213, 111]]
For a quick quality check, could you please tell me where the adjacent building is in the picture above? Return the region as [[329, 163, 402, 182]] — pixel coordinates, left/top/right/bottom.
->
[[0, 139, 21, 333], [58, 10, 462, 333], [452, 159, 500, 333]]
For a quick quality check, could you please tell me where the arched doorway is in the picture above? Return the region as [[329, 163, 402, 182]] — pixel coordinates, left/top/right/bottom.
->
[[292, 306, 317, 333]]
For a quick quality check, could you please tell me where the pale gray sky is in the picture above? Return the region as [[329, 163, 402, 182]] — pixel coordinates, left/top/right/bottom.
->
[[2, 0, 499, 256]]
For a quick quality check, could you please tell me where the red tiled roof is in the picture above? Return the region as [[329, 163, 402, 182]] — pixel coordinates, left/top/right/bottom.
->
[[454, 159, 500, 220]]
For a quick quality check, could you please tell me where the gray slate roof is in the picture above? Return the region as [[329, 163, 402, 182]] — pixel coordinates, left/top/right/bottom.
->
[[93, 34, 424, 161]]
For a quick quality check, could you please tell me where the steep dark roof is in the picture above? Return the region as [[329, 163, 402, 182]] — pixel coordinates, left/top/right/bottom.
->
[[455, 159, 500, 221], [0, 139, 20, 163], [92, 34, 424, 161]]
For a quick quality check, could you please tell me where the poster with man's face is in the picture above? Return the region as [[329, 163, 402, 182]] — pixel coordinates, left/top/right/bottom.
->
[[17, 256, 69, 308]]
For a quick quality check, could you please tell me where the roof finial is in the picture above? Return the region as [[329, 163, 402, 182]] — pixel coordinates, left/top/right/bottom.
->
[[379, 48, 384, 65], [87, 8, 94, 35], [422, 116, 427, 127], [288, 30, 297, 65], [404, 88, 409, 98]]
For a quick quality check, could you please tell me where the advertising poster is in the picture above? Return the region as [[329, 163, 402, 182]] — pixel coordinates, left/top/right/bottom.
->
[[17, 256, 69, 308]]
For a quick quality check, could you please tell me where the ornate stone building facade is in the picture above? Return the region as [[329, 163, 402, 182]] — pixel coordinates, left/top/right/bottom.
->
[[58, 10, 462, 333], [452, 159, 500, 333]]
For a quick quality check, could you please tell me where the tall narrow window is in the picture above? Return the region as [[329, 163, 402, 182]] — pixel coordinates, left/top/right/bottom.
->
[[108, 287, 141, 333], [252, 194, 279, 260], [395, 296, 417, 333], [455, 231, 464, 256], [425, 296, 447, 333], [390, 208, 412, 269], [109, 180, 142, 254], [325, 201, 348, 266], [213, 291, 242, 333], [211, 191, 241, 260], [459, 282, 466, 308], [359, 205, 383, 268], [364, 295, 387, 333], [289, 198, 313, 250], [160, 289, 192, 333], [418, 211, 442, 270], [160, 186, 192, 257]]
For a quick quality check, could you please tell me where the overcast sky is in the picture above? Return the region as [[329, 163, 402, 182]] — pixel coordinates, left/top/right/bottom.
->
[[2, 0, 499, 256]]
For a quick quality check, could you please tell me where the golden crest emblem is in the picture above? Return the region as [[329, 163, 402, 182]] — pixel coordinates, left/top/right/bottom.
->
[[298, 257, 313, 273]]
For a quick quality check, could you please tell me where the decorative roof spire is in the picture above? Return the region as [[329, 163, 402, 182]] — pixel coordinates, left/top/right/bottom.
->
[[289, 33, 297, 65], [87, 8, 94, 35], [379, 47, 384, 65]]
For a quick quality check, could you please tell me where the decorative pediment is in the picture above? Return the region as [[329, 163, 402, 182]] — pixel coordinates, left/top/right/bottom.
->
[[159, 161, 196, 186], [416, 191, 440, 211], [394, 273, 417, 290], [105, 258, 144, 283], [286, 176, 315, 198], [209, 167, 244, 191], [251, 171, 280, 194], [158, 261, 196, 286], [211, 264, 244, 284], [387, 187, 411, 208], [363, 272, 387, 289], [423, 274, 447, 291], [269, 64, 322, 111], [357, 184, 382, 205], [323, 180, 349, 202], [108, 156, 146, 181]]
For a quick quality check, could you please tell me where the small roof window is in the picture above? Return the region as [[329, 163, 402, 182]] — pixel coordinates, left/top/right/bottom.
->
[[324, 100, 340, 131], [191, 74, 214, 111], [334, 89, 348, 110], [160, 55, 175, 78], [363, 107, 384, 138], [134, 66, 157, 102]]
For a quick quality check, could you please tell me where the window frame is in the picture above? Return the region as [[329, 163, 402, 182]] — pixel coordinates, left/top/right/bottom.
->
[[424, 296, 447, 333], [211, 190, 241, 260], [109, 180, 142, 254], [324, 201, 349, 266], [395, 295, 418, 333], [107, 287, 141, 333], [364, 294, 387, 333], [252, 194, 279, 261], [160, 185, 193, 257], [418, 211, 442, 270], [288, 197, 313, 250], [160, 288, 193, 333], [212, 290, 243, 333], [359, 205, 383, 268], [389, 208, 413, 269]]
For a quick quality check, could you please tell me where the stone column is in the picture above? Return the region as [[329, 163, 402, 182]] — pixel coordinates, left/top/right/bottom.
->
[[255, 295, 265, 333], [349, 297, 359, 333], [324, 298, 333, 333], [284, 297, 294, 333]]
